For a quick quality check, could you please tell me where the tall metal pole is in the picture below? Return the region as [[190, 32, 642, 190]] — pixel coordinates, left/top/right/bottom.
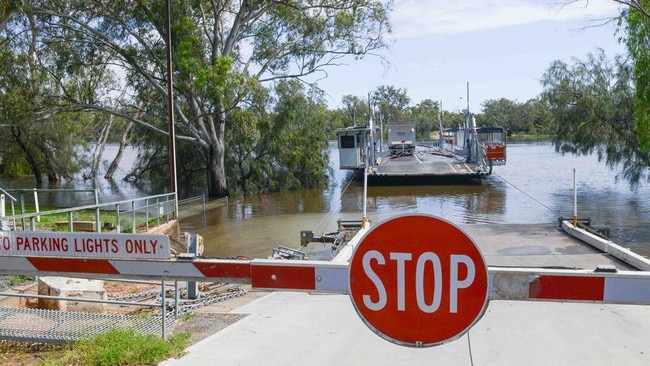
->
[[165, 0, 179, 219]]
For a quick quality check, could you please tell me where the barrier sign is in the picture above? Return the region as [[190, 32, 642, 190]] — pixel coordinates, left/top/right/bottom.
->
[[0, 231, 170, 259], [348, 214, 489, 347]]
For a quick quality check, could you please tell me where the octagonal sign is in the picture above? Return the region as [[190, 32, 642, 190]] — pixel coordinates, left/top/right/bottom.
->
[[348, 214, 489, 347]]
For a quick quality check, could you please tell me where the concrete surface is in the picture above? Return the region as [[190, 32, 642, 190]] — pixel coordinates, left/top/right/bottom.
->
[[160, 223, 650, 365], [161, 291, 650, 365]]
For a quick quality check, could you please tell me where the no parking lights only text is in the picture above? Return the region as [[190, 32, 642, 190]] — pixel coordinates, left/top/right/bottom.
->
[[0, 231, 170, 259]]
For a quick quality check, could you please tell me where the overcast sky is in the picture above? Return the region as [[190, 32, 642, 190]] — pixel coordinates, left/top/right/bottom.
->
[[311, 0, 627, 112]]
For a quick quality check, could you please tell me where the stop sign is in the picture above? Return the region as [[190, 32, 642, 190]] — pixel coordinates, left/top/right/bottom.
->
[[348, 214, 489, 347]]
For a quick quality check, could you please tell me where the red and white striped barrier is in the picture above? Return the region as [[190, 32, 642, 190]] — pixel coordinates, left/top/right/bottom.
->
[[0, 256, 649, 305]]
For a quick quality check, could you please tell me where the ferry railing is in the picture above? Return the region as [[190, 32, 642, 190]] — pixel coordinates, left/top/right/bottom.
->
[[477, 144, 491, 173]]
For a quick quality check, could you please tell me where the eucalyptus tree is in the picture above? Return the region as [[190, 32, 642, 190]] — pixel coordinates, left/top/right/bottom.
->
[[541, 49, 649, 188], [266, 80, 330, 191], [372, 85, 410, 127], [481, 98, 528, 134], [0, 5, 107, 183], [341, 94, 373, 127], [409, 99, 439, 140], [440, 110, 464, 129], [224, 79, 330, 194], [0, 0, 23, 34], [618, 0, 650, 151], [22, 0, 391, 197]]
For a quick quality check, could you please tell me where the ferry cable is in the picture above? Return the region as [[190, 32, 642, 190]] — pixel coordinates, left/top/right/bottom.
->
[[493, 173, 558, 213]]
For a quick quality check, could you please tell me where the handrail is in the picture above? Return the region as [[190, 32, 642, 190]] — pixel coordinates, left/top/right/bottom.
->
[[2, 191, 177, 233], [3, 192, 176, 220], [0, 187, 17, 202]]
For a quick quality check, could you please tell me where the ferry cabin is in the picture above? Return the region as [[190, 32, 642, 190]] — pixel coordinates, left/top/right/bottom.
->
[[336, 126, 373, 170]]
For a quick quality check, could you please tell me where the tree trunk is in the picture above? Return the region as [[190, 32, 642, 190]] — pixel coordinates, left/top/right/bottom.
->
[[11, 126, 43, 184], [105, 120, 134, 179], [40, 140, 64, 182], [86, 119, 112, 179], [207, 119, 228, 198]]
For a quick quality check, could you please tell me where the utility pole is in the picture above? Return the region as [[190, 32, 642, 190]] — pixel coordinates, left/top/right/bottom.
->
[[165, 0, 179, 218]]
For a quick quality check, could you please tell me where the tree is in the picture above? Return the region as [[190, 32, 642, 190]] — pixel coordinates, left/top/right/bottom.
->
[[0, 7, 103, 183], [341, 94, 372, 127], [21, 0, 391, 197], [409, 99, 439, 140], [520, 98, 555, 135], [225, 80, 329, 194], [481, 98, 523, 134], [372, 85, 410, 127], [619, 0, 650, 151], [478, 97, 553, 135], [541, 49, 649, 188], [266, 80, 330, 191], [440, 110, 464, 129], [561, 1, 650, 163]]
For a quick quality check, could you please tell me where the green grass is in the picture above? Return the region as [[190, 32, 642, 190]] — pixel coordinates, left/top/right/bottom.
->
[[39, 329, 190, 366], [15, 207, 164, 233], [9, 274, 33, 286], [35, 210, 117, 230]]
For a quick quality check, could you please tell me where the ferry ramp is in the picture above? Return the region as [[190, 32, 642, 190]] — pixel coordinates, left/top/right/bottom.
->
[[368, 153, 486, 184]]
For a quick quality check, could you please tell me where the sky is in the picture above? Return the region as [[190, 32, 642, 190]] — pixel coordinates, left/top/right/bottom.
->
[[311, 0, 628, 112]]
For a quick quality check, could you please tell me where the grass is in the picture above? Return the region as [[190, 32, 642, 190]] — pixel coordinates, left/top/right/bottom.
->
[[9, 274, 33, 286], [38, 329, 190, 366], [178, 313, 195, 321], [12, 207, 165, 233]]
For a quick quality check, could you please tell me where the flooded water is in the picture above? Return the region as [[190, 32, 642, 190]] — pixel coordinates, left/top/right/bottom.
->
[[2, 142, 648, 258], [181, 141, 650, 259], [0, 144, 151, 207]]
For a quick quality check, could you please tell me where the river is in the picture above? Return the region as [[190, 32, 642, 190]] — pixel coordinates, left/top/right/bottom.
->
[[180, 141, 650, 259], [1, 142, 648, 258]]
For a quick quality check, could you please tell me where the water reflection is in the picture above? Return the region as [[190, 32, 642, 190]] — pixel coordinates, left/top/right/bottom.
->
[[339, 181, 507, 225]]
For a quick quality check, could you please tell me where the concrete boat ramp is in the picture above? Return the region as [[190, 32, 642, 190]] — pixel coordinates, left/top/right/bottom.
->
[[161, 223, 650, 365]]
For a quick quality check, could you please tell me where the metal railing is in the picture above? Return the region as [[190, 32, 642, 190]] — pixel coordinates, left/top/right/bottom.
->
[[1, 190, 177, 233], [0, 278, 178, 342], [0, 189, 232, 342]]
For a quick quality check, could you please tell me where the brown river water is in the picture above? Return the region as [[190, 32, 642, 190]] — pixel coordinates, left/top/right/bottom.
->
[[180, 141, 650, 259], [2, 141, 648, 258]]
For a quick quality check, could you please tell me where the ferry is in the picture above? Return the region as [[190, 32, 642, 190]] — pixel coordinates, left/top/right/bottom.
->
[[335, 111, 506, 184]]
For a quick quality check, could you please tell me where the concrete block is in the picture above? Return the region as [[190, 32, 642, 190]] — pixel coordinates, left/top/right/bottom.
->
[[38, 276, 107, 313]]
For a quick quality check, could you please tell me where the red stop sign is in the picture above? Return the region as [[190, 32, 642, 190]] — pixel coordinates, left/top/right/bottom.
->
[[349, 214, 489, 347]]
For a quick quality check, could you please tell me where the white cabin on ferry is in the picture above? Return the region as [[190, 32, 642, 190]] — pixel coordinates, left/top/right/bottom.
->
[[335, 126, 373, 170]]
